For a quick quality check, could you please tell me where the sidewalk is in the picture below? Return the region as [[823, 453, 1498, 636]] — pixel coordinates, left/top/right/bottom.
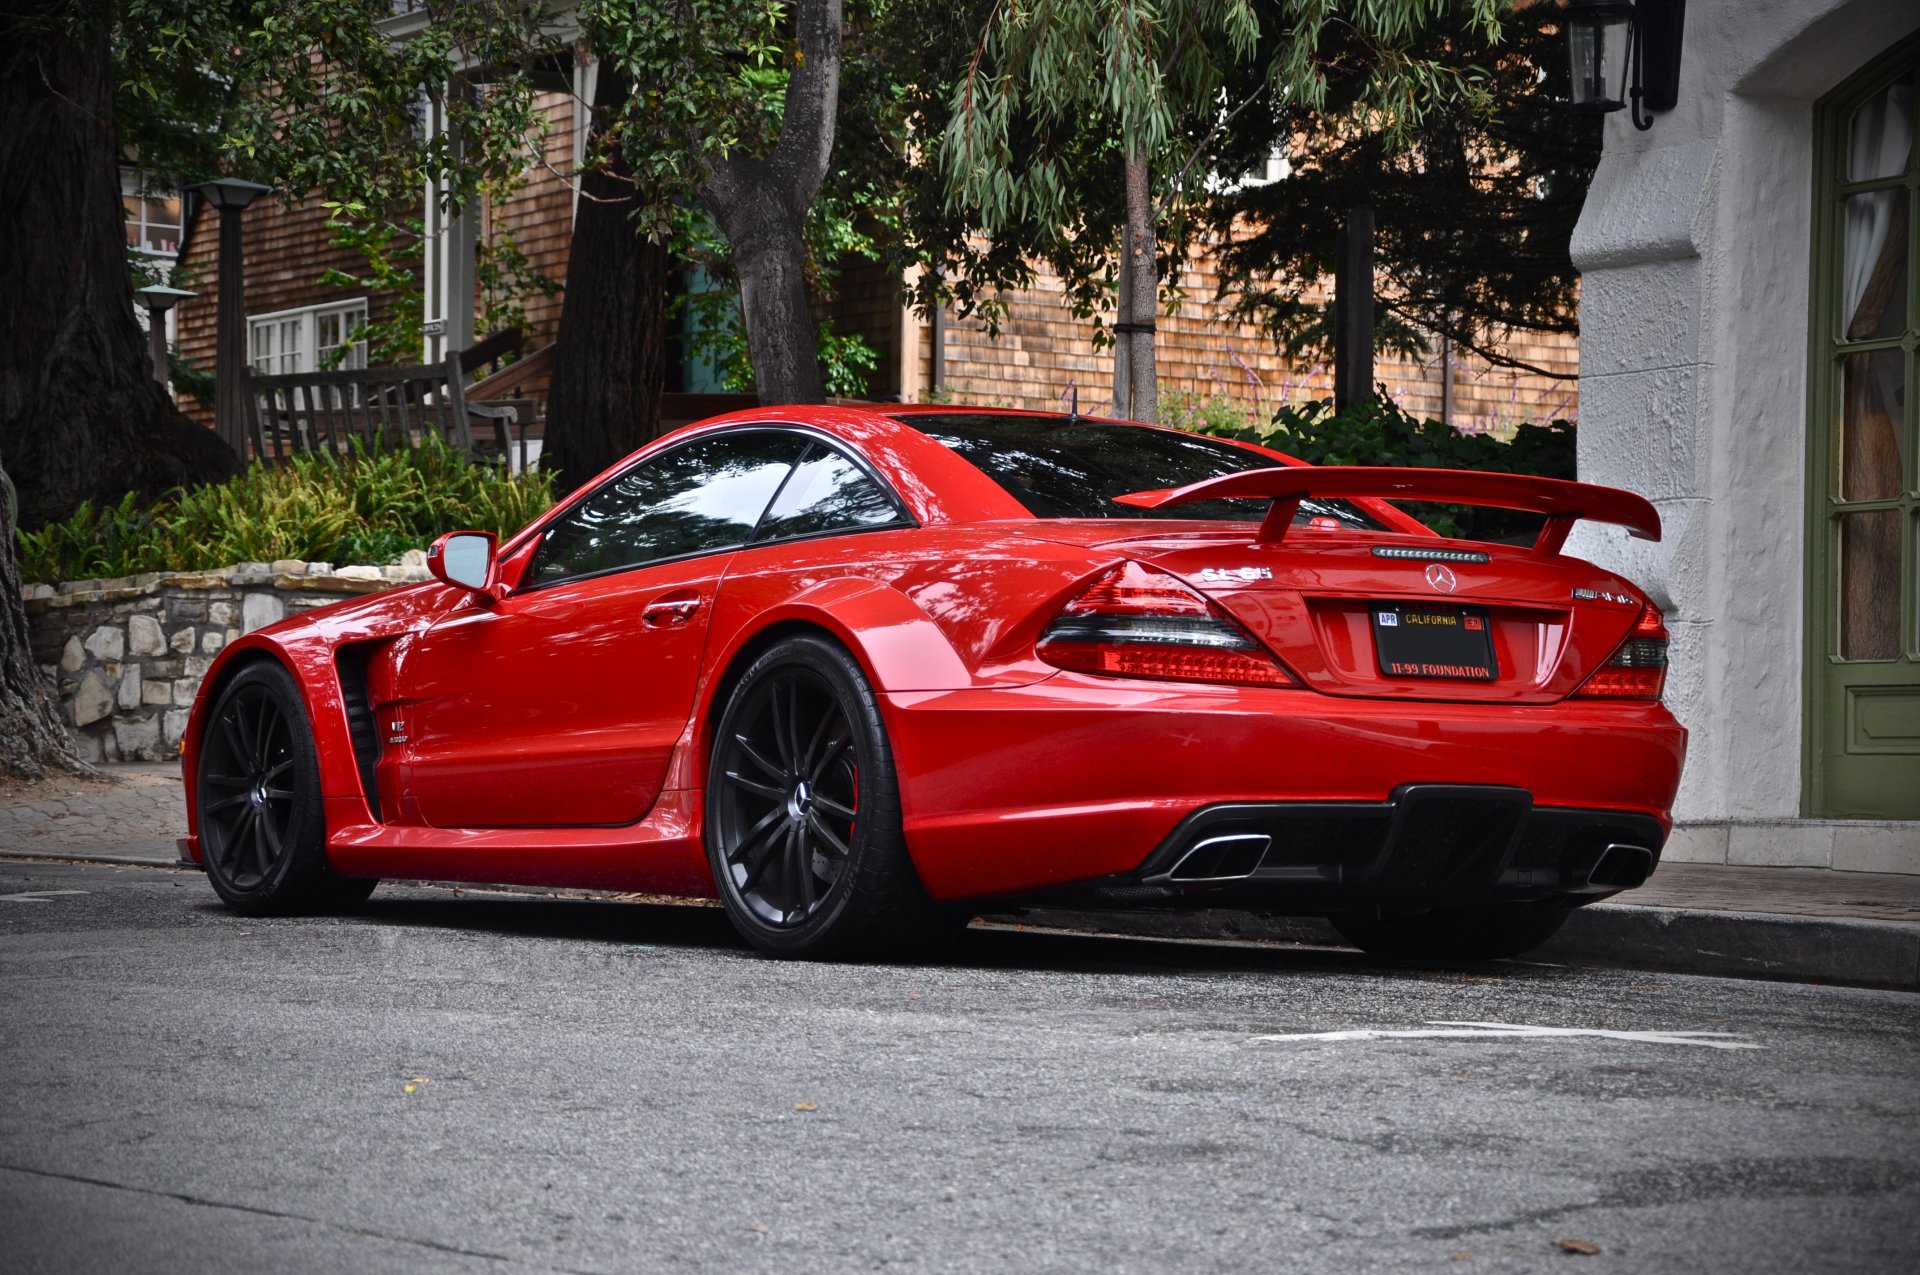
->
[[3, 764, 1915, 989]]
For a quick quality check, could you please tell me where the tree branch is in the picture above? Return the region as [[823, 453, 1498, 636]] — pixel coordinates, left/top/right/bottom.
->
[[763, 0, 843, 212]]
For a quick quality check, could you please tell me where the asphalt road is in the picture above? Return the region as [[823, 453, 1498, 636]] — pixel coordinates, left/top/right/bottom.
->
[[3, 859, 1916, 1275]]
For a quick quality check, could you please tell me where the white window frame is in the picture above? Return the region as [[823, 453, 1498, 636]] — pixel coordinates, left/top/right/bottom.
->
[[247, 299, 371, 376], [122, 169, 183, 258]]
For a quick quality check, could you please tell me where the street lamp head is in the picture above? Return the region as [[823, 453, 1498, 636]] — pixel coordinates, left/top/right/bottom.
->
[[135, 284, 197, 314], [186, 178, 274, 211]]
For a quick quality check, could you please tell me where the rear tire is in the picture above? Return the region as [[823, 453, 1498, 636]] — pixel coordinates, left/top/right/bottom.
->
[[705, 635, 963, 960], [1330, 900, 1574, 962], [195, 662, 378, 916]]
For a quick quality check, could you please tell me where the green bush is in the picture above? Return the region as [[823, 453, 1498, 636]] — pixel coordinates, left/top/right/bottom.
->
[[18, 439, 555, 584], [1188, 395, 1576, 542]]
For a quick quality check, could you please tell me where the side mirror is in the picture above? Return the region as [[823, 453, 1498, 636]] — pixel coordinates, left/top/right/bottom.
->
[[427, 531, 499, 598]]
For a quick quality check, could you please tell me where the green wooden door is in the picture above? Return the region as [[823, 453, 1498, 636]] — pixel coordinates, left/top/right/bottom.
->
[[1808, 45, 1920, 818]]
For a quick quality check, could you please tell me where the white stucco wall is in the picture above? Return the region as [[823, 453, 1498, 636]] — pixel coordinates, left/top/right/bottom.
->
[[1569, 0, 1920, 861]]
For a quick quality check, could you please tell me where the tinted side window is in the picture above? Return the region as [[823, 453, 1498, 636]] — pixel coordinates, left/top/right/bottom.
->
[[529, 432, 807, 586], [754, 445, 903, 543]]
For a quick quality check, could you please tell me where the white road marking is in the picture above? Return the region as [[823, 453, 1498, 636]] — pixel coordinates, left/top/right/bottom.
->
[[0, 890, 91, 904], [1251, 1020, 1760, 1050]]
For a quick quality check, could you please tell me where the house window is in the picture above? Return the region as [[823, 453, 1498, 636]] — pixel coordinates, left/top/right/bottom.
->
[[248, 300, 371, 375], [122, 171, 182, 257]]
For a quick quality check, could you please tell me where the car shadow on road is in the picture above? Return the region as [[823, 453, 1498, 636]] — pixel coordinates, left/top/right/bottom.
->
[[319, 886, 1545, 984]]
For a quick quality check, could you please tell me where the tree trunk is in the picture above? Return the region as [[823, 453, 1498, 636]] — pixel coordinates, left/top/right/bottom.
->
[[0, 457, 83, 782], [1122, 147, 1159, 424], [720, 206, 823, 405], [0, 15, 240, 534], [0, 8, 239, 780], [697, 0, 841, 406], [545, 69, 670, 495]]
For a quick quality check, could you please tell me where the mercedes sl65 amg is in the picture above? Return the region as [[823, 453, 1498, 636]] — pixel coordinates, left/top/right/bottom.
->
[[180, 406, 1686, 961]]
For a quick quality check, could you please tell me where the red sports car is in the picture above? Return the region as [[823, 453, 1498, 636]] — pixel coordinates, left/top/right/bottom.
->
[[180, 406, 1685, 961]]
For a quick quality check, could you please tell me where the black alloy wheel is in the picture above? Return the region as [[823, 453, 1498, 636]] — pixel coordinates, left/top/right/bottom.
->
[[706, 635, 961, 958], [196, 662, 377, 915]]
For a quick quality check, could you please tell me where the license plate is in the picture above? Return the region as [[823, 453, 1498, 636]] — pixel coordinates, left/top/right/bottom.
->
[[1372, 603, 1497, 681]]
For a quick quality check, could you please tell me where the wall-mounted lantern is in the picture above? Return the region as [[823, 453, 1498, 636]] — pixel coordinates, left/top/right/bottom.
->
[[1566, 0, 1687, 131]]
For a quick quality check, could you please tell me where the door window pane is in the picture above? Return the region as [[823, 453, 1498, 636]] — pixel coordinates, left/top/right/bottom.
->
[[755, 445, 903, 542], [1840, 348, 1907, 501], [1843, 189, 1908, 340], [1848, 75, 1913, 181], [529, 432, 808, 585], [1839, 509, 1902, 660]]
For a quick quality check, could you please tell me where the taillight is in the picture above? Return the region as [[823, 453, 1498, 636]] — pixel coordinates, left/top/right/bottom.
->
[[1037, 562, 1297, 688], [1574, 602, 1668, 700]]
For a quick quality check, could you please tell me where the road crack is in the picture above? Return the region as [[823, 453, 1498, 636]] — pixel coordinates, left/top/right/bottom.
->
[[0, 1162, 597, 1273]]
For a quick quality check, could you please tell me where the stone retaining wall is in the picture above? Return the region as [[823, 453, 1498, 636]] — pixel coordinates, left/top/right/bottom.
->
[[24, 557, 431, 762]]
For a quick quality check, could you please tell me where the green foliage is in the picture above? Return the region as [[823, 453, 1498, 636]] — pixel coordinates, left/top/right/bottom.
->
[[672, 193, 888, 397], [1159, 386, 1264, 435], [104, 1, 552, 217], [317, 203, 426, 367], [17, 440, 554, 584], [917, 0, 1506, 337], [575, 0, 794, 241], [818, 325, 882, 397], [1211, 3, 1598, 369], [477, 221, 561, 346], [165, 349, 217, 412], [1189, 394, 1575, 542], [679, 287, 881, 398]]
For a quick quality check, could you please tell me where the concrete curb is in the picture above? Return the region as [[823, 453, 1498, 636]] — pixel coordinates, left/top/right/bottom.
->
[[7, 851, 1915, 990], [1539, 903, 1920, 991], [1001, 904, 1920, 991]]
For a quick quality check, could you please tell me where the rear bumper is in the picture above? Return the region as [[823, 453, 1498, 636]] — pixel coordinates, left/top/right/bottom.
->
[[1064, 785, 1664, 914], [883, 675, 1685, 901]]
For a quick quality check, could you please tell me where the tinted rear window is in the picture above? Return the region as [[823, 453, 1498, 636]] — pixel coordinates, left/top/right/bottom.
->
[[896, 413, 1381, 528]]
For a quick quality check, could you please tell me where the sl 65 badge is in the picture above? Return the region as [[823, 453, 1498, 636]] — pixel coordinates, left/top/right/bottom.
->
[[1199, 566, 1272, 584]]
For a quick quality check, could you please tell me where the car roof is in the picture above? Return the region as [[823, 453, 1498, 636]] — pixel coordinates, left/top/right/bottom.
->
[[504, 403, 1401, 556]]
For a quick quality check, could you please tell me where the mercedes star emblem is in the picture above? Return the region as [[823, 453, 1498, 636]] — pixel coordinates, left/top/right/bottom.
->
[[1425, 563, 1458, 593]]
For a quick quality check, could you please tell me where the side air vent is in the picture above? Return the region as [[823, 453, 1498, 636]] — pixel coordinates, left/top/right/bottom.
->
[[335, 645, 383, 821], [1371, 546, 1491, 564]]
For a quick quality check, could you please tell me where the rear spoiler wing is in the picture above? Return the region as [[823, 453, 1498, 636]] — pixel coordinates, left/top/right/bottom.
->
[[1114, 466, 1660, 556]]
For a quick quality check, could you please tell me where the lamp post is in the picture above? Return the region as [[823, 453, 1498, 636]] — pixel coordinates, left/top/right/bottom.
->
[[134, 285, 195, 391], [1566, 0, 1687, 132], [186, 178, 273, 457]]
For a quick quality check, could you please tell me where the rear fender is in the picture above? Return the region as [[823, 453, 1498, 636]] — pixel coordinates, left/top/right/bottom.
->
[[673, 578, 976, 796]]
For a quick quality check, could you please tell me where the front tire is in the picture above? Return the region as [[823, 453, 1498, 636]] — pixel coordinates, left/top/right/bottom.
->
[[195, 661, 378, 916], [1330, 900, 1575, 962], [705, 635, 960, 959]]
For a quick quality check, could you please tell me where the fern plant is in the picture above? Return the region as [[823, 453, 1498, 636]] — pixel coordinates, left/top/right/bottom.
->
[[18, 438, 554, 584]]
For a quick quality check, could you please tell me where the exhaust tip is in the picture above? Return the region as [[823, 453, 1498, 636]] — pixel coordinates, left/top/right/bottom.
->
[[1166, 833, 1271, 883], [1588, 843, 1655, 890]]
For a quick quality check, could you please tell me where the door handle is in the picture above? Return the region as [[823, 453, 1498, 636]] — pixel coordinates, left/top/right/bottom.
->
[[642, 596, 701, 627]]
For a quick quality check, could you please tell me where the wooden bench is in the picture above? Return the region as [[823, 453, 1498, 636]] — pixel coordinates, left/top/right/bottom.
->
[[242, 352, 520, 465]]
